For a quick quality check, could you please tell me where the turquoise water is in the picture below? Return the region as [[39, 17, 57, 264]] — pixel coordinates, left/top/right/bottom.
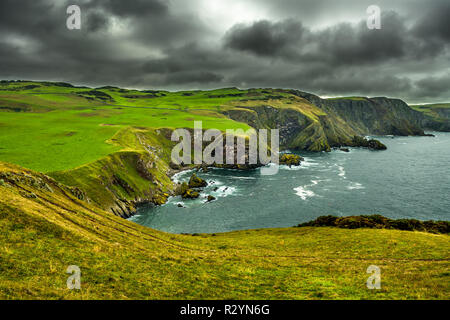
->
[[130, 132, 450, 234]]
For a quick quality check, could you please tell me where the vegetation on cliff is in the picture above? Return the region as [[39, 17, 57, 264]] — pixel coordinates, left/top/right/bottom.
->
[[298, 215, 450, 234]]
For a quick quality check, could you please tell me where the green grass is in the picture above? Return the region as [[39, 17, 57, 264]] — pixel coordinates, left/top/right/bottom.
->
[[0, 161, 448, 300], [411, 103, 450, 109], [326, 96, 368, 102], [0, 82, 260, 172]]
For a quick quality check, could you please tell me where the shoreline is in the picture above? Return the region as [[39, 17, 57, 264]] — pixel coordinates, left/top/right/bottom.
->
[[131, 133, 449, 234]]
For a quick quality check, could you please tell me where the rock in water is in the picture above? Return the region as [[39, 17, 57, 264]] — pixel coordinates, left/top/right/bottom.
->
[[189, 173, 207, 188], [207, 195, 216, 202], [279, 154, 303, 167], [351, 136, 387, 150], [367, 139, 387, 150], [182, 189, 200, 199]]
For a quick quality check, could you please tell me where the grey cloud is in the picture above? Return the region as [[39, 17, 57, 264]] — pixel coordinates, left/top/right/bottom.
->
[[224, 20, 305, 57], [414, 74, 450, 98], [0, 0, 449, 103]]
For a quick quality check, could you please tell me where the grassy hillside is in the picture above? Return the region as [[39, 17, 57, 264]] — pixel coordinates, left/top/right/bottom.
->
[[411, 103, 450, 118], [0, 162, 448, 300]]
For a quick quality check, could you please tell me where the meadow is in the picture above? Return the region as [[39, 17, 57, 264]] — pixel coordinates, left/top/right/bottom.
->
[[0, 81, 258, 172]]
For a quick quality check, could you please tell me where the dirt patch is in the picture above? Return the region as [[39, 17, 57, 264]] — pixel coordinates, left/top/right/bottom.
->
[[79, 112, 99, 117]]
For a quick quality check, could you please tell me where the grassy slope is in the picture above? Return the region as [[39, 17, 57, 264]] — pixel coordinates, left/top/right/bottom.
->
[[411, 103, 450, 117], [0, 161, 448, 300]]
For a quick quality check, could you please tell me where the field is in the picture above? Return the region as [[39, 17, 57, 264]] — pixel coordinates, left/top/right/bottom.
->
[[0, 82, 268, 173]]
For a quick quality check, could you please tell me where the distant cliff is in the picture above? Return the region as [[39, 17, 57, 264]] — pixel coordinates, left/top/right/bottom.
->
[[221, 89, 431, 152], [411, 103, 450, 132]]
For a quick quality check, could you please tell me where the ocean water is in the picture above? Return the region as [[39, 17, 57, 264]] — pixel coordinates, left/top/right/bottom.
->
[[130, 132, 450, 234]]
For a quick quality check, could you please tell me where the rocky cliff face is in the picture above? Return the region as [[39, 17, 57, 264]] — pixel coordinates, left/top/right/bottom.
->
[[290, 91, 426, 136], [49, 128, 176, 218], [418, 107, 450, 131], [222, 90, 432, 152]]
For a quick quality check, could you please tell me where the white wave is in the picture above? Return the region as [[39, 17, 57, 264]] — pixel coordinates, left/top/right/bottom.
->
[[337, 165, 346, 179], [346, 182, 365, 190], [279, 164, 303, 171], [279, 157, 318, 171], [211, 186, 237, 197], [300, 158, 318, 167], [206, 179, 224, 186], [294, 186, 316, 200], [171, 169, 195, 183], [218, 175, 256, 180]]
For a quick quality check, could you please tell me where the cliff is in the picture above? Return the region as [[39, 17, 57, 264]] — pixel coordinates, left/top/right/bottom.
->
[[411, 103, 450, 131], [221, 90, 429, 152]]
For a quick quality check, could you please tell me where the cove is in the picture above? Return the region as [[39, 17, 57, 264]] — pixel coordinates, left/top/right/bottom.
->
[[130, 132, 450, 234]]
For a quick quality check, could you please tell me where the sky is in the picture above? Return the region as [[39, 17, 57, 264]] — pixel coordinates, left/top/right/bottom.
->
[[0, 0, 449, 103]]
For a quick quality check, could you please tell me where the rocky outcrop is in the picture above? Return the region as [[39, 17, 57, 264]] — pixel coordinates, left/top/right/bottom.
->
[[351, 136, 387, 150], [279, 154, 303, 167], [222, 105, 337, 152], [188, 173, 207, 188], [179, 181, 200, 199]]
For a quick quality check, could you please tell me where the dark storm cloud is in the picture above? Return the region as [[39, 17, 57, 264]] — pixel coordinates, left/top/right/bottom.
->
[[224, 20, 305, 57], [413, 74, 450, 98], [223, 11, 446, 64], [0, 0, 449, 103]]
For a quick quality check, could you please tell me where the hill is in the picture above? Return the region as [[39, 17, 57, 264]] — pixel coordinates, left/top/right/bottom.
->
[[0, 162, 448, 299]]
